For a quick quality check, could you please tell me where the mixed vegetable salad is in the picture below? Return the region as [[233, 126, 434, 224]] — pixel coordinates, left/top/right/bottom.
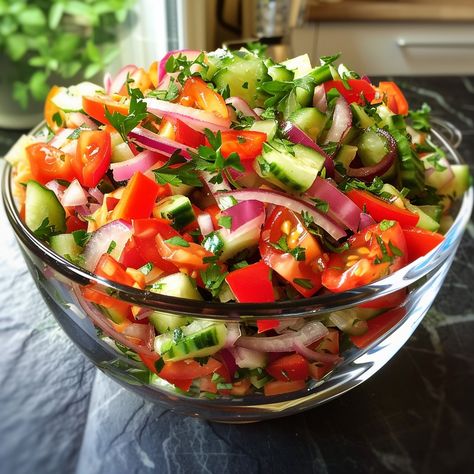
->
[[6, 45, 471, 398]]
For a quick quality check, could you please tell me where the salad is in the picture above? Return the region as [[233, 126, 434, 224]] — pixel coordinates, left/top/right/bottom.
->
[[6, 45, 470, 398]]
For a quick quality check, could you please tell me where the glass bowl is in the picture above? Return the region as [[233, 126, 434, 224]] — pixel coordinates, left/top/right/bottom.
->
[[2, 124, 472, 423]]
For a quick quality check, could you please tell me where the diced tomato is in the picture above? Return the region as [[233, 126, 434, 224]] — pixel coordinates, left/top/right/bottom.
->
[[263, 379, 307, 396], [259, 206, 325, 297], [44, 86, 66, 132], [266, 354, 309, 382], [257, 319, 279, 333], [230, 378, 252, 397], [72, 130, 111, 188], [218, 130, 267, 161], [350, 307, 407, 348], [359, 288, 407, 309], [159, 357, 222, 382], [180, 77, 228, 119], [376, 81, 409, 115], [175, 118, 205, 148], [65, 211, 87, 233], [94, 253, 137, 287], [323, 79, 376, 105], [402, 226, 444, 262], [120, 237, 147, 269], [347, 189, 419, 227], [81, 284, 131, 321], [155, 234, 214, 273], [322, 220, 407, 292], [226, 260, 275, 303], [26, 143, 75, 184], [82, 94, 129, 125], [112, 172, 161, 221]]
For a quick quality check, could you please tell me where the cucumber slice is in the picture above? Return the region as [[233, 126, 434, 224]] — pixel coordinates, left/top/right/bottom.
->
[[25, 180, 66, 236], [111, 142, 134, 163], [417, 205, 442, 223], [358, 129, 396, 179], [51, 82, 102, 112], [155, 321, 227, 361], [255, 141, 325, 192], [334, 144, 358, 173], [266, 60, 294, 82], [49, 234, 82, 261], [439, 164, 471, 199], [249, 119, 277, 140], [153, 195, 195, 230], [406, 202, 440, 232], [351, 103, 375, 128], [288, 108, 327, 141], [149, 272, 201, 333]]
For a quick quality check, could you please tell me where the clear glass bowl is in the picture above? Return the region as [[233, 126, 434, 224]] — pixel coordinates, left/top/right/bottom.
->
[[2, 124, 472, 422]]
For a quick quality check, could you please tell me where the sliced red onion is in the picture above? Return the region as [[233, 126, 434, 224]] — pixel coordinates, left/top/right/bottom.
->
[[144, 98, 231, 133], [225, 97, 260, 119], [346, 128, 397, 181], [67, 112, 98, 130], [221, 200, 265, 232], [158, 49, 202, 83], [217, 188, 346, 240], [129, 126, 196, 158], [123, 322, 155, 349], [224, 323, 242, 348], [103, 72, 112, 94], [197, 212, 214, 236], [230, 347, 267, 369], [218, 348, 238, 377], [61, 179, 88, 207], [236, 320, 328, 352], [358, 212, 376, 231], [293, 340, 342, 364], [324, 96, 352, 144], [313, 84, 327, 112], [83, 220, 133, 272], [110, 149, 161, 182], [282, 121, 334, 177], [45, 180, 66, 201], [253, 107, 264, 117], [109, 64, 138, 94], [422, 154, 454, 189], [74, 288, 156, 356], [88, 187, 104, 205], [48, 128, 76, 148], [306, 177, 361, 232]]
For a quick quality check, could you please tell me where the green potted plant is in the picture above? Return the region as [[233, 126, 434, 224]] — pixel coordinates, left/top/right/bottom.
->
[[0, 0, 136, 129]]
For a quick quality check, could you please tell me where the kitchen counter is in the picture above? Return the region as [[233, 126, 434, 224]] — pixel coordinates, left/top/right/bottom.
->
[[1, 76, 473, 474], [306, 0, 474, 22]]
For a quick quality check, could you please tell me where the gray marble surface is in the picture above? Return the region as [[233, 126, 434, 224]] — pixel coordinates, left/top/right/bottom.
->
[[0, 77, 473, 474]]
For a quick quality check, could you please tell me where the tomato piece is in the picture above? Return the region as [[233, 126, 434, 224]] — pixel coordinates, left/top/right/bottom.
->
[[155, 234, 214, 272], [350, 307, 407, 348], [323, 79, 376, 105], [376, 81, 409, 115], [65, 212, 87, 233], [73, 130, 111, 188], [119, 67, 152, 95], [257, 319, 279, 333], [132, 218, 179, 273], [120, 237, 147, 269], [402, 226, 444, 263], [26, 143, 75, 185], [159, 357, 222, 381], [175, 118, 205, 148], [94, 253, 137, 287], [81, 284, 131, 319], [112, 172, 161, 221], [82, 94, 129, 125], [230, 378, 252, 396], [44, 86, 66, 132], [263, 379, 306, 396], [181, 77, 228, 119], [259, 206, 325, 297], [226, 260, 275, 303], [359, 288, 407, 309], [218, 130, 267, 161], [266, 354, 309, 382], [347, 189, 419, 227], [148, 61, 159, 88], [322, 220, 407, 293]]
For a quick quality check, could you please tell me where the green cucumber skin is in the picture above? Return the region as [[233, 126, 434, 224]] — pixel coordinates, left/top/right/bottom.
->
[[25, 180, 66, 235], [288, 108, 327, 141], [49, 234, 82, 259], [154, 195, 195, 230]]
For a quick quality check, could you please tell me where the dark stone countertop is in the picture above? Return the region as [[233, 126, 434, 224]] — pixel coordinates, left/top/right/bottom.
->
[[0, 77, 473, 474]]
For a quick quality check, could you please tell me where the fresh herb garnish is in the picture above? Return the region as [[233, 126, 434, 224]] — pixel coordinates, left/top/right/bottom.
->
[[311, 198, 329, 213], [230, 260, 249, 271], [33, 217, 57, 240], [379, 220, 396, 231], [52, 112, 63, 127], [200, 263, 228, 297], [165, 52, 208, 85], [409, 103, 431, 132], [106, 240, 117, 254], [388, 241, 404, 257], [139, 262, 154, 275], [293, 278, 313, 289], [218, 215, 232, 229], [72, 229, 91, 247], [153, 150, 203, 187], [269, 236, 306, 261], [154, 358, 165, 373], [164, 236, 190, 247], [202, 231, 225, 255], [245, 41, 267, 57], [146, 78, 180, 102]]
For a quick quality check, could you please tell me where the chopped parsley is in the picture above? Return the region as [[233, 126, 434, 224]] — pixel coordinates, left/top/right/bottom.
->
[[270, 236, 306, 261], [164, 236, 190, 247], [139, 262, 154, 275], [379, 220, 396, 231], [146, 78, 180, 102], [409, 102, 431, 132], [165, 51, 208, 85], [154, 358, 165, 373], [293, 278, 313, 289], [218, 215, 232, 229], [106, 240, 117, 254], [311, 198, 329, 213], [72, 229, 91, 247], [200, 263, 228, 297], [33, 217, 57, 240], [153, 151, 203, 188], [52, 112, 63, 127]]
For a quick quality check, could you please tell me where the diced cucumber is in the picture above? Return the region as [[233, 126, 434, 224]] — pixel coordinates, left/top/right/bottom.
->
[[438, 164, 471, 199], [281, 54, 314, 106], [421, 153, 455, 190], [266, 59, 294, 82], [418, 205, 442, 223], [358, 129, 396, 179], [111, 142, 134, 163], [249, 119, 277, 141], [351, 104, 375, 128], [308, 64, 332, 85], [155, 320, 227, 361], [255, 141, 325, 192], [334, 144, 358, 173], [25, 180, 66, 236], [212, 51, 269, 107], [51, 82, 103, 112], [149, 272, 202, 333], [101, 306, 128, 324], [49, 234, 82, 261], [405, 202, 440, 232], [288, 108, 327, 141], [153, 195, 195, 230]]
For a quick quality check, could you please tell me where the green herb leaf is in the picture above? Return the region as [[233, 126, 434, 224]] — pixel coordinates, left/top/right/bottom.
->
[[33, 217, 57, 240], [293, 278, 314, 289], [106, 240, 117, 254], [153, 150, 203, 187], [72, 229, 91, 247], [139, 262, 154, 275], [218, 215, 232, 229], [379, 220, 396, 231], [154, 358, 165, 373], [311, 198, 329, 213], [200, 263, 228, 298], [164, 236, 190, 247]]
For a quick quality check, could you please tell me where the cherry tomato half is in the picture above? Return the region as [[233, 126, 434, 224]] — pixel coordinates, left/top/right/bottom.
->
[[323, 79, 376, 105], [82, 94, 129, 125], [180, 77, 228, 119], [219, 130, 267, 161], [322, 220, 407, 293], [26, 143, 75, 184], [259, 206, 326, 297]]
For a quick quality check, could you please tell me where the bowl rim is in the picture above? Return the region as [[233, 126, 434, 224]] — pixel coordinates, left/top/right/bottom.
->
[[2, 125, 473, 319]]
